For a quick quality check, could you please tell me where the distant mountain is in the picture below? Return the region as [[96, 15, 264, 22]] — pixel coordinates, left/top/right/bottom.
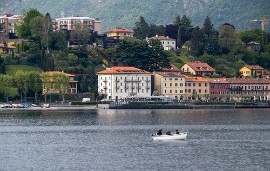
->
[[1, 0, 270, 32]]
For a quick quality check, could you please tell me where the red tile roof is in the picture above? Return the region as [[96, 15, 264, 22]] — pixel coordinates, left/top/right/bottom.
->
[[47, 71, 76, 77], [148, 35, 175, 41], [226, 78, 270, 84], [107, 27, 134, 33], [97, 66, 151, 75], [184, 76, 209, 82], [156, 72, 184, 77], [162, 63, 180, 72], [244, 65, 264, 70], [185, 61, 215, 72]]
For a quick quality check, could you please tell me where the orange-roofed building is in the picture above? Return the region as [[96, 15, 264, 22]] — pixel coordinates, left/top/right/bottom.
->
[[184, 76, 210, 100], [153, 72, 185, 99], [42, 71, 78, 94], [106, 27, 134, 40], [96, 66, 152, 101], [239, 65, 265, 77], [181, 61, 215, 76]]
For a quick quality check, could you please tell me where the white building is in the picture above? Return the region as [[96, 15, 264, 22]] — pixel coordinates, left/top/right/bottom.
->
[[146, 35, 176, 50], [97, 66, 152, 101], [0, 14, 22, 34], [54, 17, 101, 34]]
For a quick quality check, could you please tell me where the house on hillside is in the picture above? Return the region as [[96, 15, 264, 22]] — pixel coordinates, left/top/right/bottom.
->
[[246, 41, 261, 51], [181, 61, 215, 76], [42, 71, 78, 94], [239, 65, 265, 78], [106, 27, 134, 40], [146, 35, 176, 50], [96, 66, 152, 101]]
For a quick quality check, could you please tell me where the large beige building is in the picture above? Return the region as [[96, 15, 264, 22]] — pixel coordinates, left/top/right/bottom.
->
[[154, 72, 185, 99], [184, 76, 210, 100]]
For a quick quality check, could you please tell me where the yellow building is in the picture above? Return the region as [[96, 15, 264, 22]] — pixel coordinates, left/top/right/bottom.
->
[[239, 65, 265, 77], [106, 27, 134, 40], [153, 72, 185, 99], [42, 71, 78, 94]]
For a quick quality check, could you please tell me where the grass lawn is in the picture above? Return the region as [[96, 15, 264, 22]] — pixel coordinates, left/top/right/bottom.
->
[[6, 65, 43, 75]]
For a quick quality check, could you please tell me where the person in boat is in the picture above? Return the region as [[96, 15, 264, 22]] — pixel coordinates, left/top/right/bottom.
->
[[166, 131, 172, 135], [175, 130, 180, 134], [157, 129, 162, 135]]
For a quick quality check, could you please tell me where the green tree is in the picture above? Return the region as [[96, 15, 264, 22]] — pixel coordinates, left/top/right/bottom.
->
[[14, 70, 31, 101], [0, 56, 5, 74], [53, 73, 69, 104], [202, 16, 219, 55], [133, 16, 149, 39], [191, 26, 204, 56], [112, 38, 169, 71], [0, 75, 18, 102], [219, 23, 236, 53], [40, 72, 51, 103], [29, 71, 42, 102], [70, 23, 91, 49], [15, 9, 43, 38], [49, 30, 67, 50]]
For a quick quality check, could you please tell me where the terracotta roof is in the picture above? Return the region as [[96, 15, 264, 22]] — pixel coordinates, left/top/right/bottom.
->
[[207, 78, 230, 83], [148, 35, 175, 41], [185, 61, 215, 72], [226, 78, 270, 84], [184, 76, 209, 82], [107, 27, 134, 33], [97, 66, 151, 75], [156, 72, 184, 77], [47, 71, 76, 77], [244, 65, 264, 70], [162, 63, 180, 72]]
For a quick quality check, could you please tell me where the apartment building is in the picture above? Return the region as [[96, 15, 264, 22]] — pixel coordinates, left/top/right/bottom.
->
[[97, 66, 152, 101], [54, 17, 101, 34], [184, 76, 210, 100], [0, 14, 22, 35], [153, 72, 185, 99]]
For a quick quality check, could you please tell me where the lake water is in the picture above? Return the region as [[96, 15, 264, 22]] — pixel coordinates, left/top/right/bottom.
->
[[0, 108, 270, 171]]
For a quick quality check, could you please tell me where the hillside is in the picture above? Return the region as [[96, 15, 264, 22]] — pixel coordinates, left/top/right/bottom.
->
[[1, 0, 270, 32]]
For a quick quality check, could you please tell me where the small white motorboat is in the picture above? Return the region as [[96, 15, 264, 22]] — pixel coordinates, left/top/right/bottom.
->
[[152, 132, 187, 141]]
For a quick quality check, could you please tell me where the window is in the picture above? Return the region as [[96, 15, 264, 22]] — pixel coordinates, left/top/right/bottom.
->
[[165, 83, 167, 86], [164, 90, 167, 93], [170, 83, 172, 87], [199, 83, 201, 87], [175, 90, 177, 93], [193, 83, 196, 86], [170, 90, 172, 93], [175, 83, 178, 86], [142, 89, 144, 93], [205, 83, 207, 86]]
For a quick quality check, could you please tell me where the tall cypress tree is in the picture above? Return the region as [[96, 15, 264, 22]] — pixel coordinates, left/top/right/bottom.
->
[[191, 26, 204, 56], [133, 16, 149, 39], [202, 16, 219, 55]]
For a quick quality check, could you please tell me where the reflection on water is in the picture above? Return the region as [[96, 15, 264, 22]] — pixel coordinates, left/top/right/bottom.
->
[[0, 108, 270, 170]]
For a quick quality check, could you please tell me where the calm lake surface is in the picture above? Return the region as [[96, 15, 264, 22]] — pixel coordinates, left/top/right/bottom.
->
[[0, 108, 270, 171]]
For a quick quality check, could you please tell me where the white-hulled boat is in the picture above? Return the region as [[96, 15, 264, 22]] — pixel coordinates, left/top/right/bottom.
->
[[152, 132, 187, 140]]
